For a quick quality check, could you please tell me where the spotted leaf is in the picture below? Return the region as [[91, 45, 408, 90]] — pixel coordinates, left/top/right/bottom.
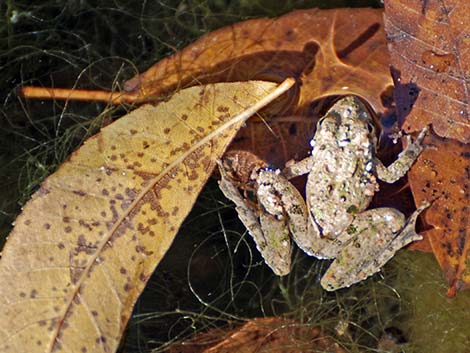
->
[[0, 79, 293, 353]]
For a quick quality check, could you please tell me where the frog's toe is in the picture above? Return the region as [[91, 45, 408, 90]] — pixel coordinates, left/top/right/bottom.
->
[[259, 243, 292, 276], [269, 260, 291, 276], [417, 125, 429, 142], [320, 271, 341, 291], [320, 266, 357, 291]]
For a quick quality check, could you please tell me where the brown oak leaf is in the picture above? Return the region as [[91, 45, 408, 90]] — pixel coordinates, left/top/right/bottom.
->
[[124, 8, 392, 115], [122, 8, 392, 166], [384, 0, 470, 296]]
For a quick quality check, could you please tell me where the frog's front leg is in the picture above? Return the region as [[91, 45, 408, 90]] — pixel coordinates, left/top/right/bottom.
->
[[282, 155, 315, 179], [320, 203, 429, 291], [376, 126, 428, 183]]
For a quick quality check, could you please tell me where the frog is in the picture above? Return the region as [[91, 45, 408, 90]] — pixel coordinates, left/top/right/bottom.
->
[[218, 95, 429, 291]]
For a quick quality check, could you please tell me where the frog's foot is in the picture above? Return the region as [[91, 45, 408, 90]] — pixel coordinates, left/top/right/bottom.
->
[[321, 203, 430, 291], [401, 125, 437, 154], [258, 212, 292, 276], [376, 126, 429, 184], [414, 125, 439, 152], [415, 125, 428, 144], [319, 204, 429, 291], [387, 201, 430, 247]]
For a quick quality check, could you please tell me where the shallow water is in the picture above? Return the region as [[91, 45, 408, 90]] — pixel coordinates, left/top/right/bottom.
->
[[389, 251, 470, 353]]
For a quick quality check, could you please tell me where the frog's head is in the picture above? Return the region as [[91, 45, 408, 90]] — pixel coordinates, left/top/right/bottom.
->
[[333, 96, 372, 121], [220, 150, 268, 186], [321, 95, 377, 139]]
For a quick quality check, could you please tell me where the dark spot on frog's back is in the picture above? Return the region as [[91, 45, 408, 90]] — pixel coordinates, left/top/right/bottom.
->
[[347, 205, 358, 215]]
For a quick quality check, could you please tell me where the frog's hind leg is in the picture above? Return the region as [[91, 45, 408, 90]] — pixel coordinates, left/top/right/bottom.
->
[[256, 169, 332, 260], [218, 163, 292, 276], [258, 212, 292, 275], [372, 201, 430, 266], [320, 204, 428, 291]]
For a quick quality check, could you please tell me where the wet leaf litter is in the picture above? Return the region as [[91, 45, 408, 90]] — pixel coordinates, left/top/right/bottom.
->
[[2, 2, 466, 350]]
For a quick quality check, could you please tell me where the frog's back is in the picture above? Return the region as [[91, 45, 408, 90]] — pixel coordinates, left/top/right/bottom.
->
[[306, 97, 378, 237]]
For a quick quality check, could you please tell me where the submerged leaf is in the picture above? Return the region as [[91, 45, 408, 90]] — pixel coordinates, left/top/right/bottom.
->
[[385, 0, 470, 142], [166, 317, 346, 353], [385, 0, 470, 295], [124, 8, 391, 112], [122, 8, 392, 169], [407, 134, 470, 296], [0, 79, 293, 352]]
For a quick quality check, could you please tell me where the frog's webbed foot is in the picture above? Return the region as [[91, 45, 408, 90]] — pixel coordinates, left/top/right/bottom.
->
[[348, 202, 430, 286], [386, 201, 430, 247], [376, 125, 428, 183], [217, 160, 292, 276], [320, 203, 429, 291], [258, 212, 292, 275]]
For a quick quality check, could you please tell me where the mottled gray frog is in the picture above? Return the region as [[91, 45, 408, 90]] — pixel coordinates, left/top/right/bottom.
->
[[218, 96, 429, 291]]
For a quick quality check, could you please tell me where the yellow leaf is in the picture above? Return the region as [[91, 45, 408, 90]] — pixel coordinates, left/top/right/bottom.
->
[[0, 79, 294, 353]]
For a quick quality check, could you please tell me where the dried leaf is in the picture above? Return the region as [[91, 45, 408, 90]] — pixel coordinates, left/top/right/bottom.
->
[[124, 8, 392, 114], [384, 0, 470, 142], [385, 0, 470, 296], [166, 317, 346, 353], [0, 79, 293, 353], [407, 134, 470, 296]]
